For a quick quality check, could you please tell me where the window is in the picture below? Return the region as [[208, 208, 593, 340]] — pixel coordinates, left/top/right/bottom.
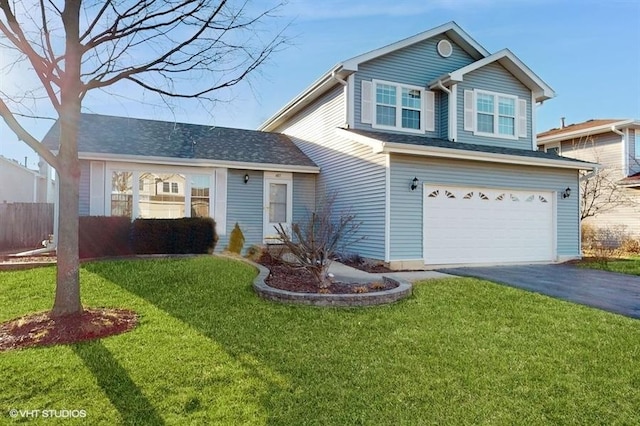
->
[[190, 175, 210, 218], [464, 89, 525, 139], [475, 91, 516, 137], [367, 79, 434, 133], [635, 133, 640, 159], [545, 143, 561, 155], [269, 183, 287, 223], [111, 171, 133, 217]]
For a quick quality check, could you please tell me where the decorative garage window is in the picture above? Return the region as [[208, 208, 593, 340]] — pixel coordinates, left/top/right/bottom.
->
[[464, 89, 527, 139], [361, 79, 435, 133]]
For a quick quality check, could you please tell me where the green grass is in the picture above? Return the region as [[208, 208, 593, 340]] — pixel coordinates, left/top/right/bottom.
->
[[1, 256, 639, 425], [577, 256, 640, 276]]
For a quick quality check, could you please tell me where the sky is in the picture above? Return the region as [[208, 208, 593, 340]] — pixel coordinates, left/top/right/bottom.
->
[[1, 0, 639, 169]]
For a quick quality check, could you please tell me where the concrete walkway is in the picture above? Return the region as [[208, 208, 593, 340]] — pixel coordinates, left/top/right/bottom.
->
[[440, 264, 640, 319], [328, 261, 450, 283]]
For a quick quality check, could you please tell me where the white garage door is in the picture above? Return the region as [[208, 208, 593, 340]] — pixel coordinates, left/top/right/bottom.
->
[[423, 185, 554, 265]]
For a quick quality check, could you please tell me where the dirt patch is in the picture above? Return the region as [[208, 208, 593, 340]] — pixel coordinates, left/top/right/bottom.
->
[[0, 308, 138, 352], [258, 252, 397, 294]]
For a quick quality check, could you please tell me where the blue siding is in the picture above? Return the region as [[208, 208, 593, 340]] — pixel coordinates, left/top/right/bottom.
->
[[276, 86, 387, 260], [79, 160, 90, 216], [217, 169, 264, 252], [216, 170, 316, 253], [293, 173, 316, 223], [456, 62, 533, 150], [389, 155, 580, 261], [440, 92, 449, 139], [354, 35, 475, 138]]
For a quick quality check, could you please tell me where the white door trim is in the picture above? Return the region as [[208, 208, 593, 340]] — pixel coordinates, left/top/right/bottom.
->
[[263, 171, 293, 243]]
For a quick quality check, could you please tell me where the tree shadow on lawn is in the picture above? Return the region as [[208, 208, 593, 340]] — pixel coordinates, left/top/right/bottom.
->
[[73, 340, 165, 425]]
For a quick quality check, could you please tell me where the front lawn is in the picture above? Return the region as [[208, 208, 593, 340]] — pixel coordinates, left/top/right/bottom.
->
[[576, 256, 640, 276], [1, 256, 639, 424]]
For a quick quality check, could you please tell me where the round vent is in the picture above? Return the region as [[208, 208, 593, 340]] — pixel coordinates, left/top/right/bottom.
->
[[437, 39, 453, 58]]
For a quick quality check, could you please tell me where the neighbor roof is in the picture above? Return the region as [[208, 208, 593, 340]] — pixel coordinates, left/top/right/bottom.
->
[[537, 118, 639, 144], [42, 114, 318, 171], [618, 172, 640, 187], [338, 128, 596, 170]]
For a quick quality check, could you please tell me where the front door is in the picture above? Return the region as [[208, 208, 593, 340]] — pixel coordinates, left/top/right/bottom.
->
[[263, 172, 293, 243]]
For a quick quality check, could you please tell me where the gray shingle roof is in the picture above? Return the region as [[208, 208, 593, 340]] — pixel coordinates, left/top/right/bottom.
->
[[42, 113, 317, 168], [344, 128, 595, 165]]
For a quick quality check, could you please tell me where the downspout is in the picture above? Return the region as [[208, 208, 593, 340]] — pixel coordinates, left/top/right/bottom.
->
[[432, 80, 454, 141]]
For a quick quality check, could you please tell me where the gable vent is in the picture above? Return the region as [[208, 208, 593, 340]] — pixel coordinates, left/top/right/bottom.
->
[[437, 39, 453, 58]]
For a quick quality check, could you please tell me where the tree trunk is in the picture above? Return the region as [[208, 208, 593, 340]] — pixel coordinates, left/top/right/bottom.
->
[[51, 0, 83, 318]]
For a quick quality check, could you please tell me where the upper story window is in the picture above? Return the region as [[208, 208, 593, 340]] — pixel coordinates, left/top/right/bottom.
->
[[464, 89, 527, 140], [361, 79, 435, 133], [162, 181, 179, 194]]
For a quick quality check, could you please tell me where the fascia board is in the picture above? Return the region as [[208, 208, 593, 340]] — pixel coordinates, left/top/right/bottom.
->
[[380, 142, 597, 170], [76, 152, 320, 174]]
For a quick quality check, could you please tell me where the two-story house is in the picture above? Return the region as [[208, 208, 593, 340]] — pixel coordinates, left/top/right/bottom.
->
[[259, 21, 594, 269], [538, 118, 640, 238], [42, 22, 594, 268]]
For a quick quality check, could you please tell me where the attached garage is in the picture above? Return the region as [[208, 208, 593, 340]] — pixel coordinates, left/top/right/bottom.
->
[[423, 185, 554, 265]]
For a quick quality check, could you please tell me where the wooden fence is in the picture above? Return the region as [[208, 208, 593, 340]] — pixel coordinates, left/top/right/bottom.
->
[[0, 203, 54, 251]]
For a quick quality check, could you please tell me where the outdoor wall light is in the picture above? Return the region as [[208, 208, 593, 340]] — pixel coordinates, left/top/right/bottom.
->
[[244, 174, 250, 184], [411, 177, 419, 191], [562, 187, 571, 199]]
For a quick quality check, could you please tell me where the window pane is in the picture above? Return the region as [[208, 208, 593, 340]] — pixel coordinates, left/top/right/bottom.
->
[[477, 93, 494, 113], [635, 134, 640, 159], [498, 97, 515, 116], [376, 105, 396, 126], [191, 174, 210, 218], [269, 183, 287, 223], [401, 109, 420, 129], [498, 116, 515, 135], [477, 113, 494, 133], [376, 84, 396, 105], [401, 88, 421, 109], [139, 173, 185, 218], [111, 171, 133, 217]]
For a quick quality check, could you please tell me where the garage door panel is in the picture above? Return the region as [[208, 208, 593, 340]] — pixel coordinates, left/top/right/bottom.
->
[[423, 185, 554, 265]]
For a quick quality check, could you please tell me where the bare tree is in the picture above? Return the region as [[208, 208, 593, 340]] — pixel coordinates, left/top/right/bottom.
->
[[0, 0, 287, 317], [574, 136, 635, 220], [274, 194, 363, 288]]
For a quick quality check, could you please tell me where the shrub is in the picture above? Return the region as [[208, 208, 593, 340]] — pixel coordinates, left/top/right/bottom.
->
[[226, 223, 245, 254], [132, 217, 217, 254], [274, 194, 363, 288], [79, 216, 133, 259], [620, 237, 640, 255]]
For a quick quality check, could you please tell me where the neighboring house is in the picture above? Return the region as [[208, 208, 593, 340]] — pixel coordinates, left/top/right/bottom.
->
[[41, 114, 319, 249], [538, 118, 640, 238], [259, 21, 594, 269], [0, 155, 54, 203]]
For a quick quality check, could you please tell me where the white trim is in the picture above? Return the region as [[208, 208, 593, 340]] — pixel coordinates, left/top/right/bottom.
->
[[450, 84, 458, 141], [530, 93, 537, 150], [361, 79, 373, 124], [335, 128, 595, 170], [517, 98, 527, 139], [347, 74, 355, 128], [214, 169, 226, 235], [552, 190, 558, 261], [424, 91, 435, 132], [463, 89, 474, 132], [371, 79, 431, 134], [75, 152, 319, 174], [428, 49, 555, 103], [263, 172, 293, 243], [384, 154, 391, 263], [622, 128, 629, 176], [473, 89, 519, 140], [537, 119, 640, 144], [89, 161, 105, 215]]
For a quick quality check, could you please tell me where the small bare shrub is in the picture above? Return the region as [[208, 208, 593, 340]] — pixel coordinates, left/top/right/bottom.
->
[[352, 286, 369, 294], [274, 194, 364, 288], [370, 282, 386, 291], [620, 238, 640, 255]]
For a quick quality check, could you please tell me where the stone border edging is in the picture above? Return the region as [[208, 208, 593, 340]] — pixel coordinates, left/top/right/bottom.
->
[[249, 261, 413, 307]]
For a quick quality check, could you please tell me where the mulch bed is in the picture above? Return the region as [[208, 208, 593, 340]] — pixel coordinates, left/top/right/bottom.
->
[[258, 252, 397, 294], [0, 308, 138, 352]]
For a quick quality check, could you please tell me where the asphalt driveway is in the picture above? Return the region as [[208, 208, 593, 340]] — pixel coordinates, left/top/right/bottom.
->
[[439, 264, 640, 319]]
